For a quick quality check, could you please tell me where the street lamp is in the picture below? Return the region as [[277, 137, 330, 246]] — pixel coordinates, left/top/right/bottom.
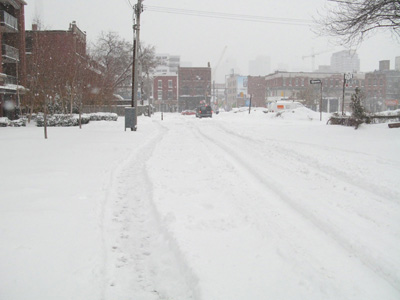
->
[[310, 79, 323, 121]]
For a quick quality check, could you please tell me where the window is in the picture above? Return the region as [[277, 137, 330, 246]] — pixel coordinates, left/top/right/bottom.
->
[[168, 80, 173, 88], [168, 90, 173, 99], [158, 90, 162, 100], [158, 80, 162, 88]]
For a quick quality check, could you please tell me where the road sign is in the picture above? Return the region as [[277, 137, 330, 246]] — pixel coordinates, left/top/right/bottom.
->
[[345, 73, 353, 80], [310, 79, 321, 84]]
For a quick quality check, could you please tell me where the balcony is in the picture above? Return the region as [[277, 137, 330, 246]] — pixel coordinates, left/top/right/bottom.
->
[[5, 75, 17, 85], [0, 10, 18, 33], [2, 44, 19, 63]]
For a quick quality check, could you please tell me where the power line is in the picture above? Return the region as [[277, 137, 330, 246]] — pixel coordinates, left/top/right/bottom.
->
[[144, 5, 315, 26]]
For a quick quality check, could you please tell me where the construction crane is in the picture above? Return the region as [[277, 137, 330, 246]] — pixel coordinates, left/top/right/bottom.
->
[[302, 48, 333, 71], [211, 46, 227, 107], [212, 45, 228, 81]]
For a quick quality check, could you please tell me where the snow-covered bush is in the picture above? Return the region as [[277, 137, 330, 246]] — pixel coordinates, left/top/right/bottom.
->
[[89, 112, 118, 121], [0, 117, 10, 127], [36, 114, 90, 127], [0, 117, 26, 127]]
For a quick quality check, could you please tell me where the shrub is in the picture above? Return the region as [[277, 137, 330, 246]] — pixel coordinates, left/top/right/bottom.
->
[[36, 114, 90, 127], [89, 112, 118, 121], [0, 117, 26, 127]]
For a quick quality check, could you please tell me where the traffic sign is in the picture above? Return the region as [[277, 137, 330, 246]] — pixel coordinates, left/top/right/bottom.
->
[[310, 79, 321, 84], [345, 73, 353, 80]]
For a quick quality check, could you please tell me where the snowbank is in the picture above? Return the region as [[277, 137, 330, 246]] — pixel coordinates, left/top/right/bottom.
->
[[1, 112, 399, 300]]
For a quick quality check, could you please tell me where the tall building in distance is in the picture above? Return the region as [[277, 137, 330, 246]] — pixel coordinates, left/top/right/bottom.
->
[[330, 50, 360, 73], [249, 55, 271, 76], [395, 56, 400, 71], [155, 54, 180, 75], [379, 60, 390, 71]]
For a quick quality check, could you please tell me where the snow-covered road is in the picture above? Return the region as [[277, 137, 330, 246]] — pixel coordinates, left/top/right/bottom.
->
[[1, 110, 399, 299]]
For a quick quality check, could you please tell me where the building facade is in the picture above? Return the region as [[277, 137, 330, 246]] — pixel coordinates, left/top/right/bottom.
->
[[0, 0, 27, 118], [395, 56, 400, 71], [25, 21, 106, 112], [247, 76, 267, 107], [155, 54, 180, 75], [330, 50, 360, 73], [153, 75, 178, 112], [178, 67, 211, 111], [265, 71, 365, 113], [364, 70, 400, 112], [379, 60, 390, 72], [225, 74, 249, 109], [248, 55, 271, 76]]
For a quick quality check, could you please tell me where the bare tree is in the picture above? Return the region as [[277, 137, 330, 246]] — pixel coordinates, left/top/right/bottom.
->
[[90, 32, 133, 95], [138, 43, 160, 103], [317, 0, 400, 45], [90, 32, 159, 102]]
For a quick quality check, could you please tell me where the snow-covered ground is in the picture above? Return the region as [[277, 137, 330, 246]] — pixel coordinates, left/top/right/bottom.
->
[[1, 108, 399, 300]]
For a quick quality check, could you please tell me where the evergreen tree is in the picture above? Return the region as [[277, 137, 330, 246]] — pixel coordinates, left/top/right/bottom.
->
[[350, 88, 365, 119], [350, 87, 368, 128]]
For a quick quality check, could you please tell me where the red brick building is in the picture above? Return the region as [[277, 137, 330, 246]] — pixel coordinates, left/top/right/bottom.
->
[[153, 75, 178, 112], [364, 70, 400, 112], [25, 21, 106, 113], [178, 67, 211, 111], [248, 76, 267, 107], [0, 0, 27, 118]]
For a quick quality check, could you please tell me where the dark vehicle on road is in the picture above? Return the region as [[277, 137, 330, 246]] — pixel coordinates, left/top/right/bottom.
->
[[196, 105, 212, 118]]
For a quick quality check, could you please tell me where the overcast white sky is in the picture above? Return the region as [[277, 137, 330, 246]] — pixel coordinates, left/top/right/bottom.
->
[[25, 0, 399, 82]]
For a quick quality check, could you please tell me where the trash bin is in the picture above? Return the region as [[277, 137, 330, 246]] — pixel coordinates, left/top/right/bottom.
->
[[125, 107, 137, 131]]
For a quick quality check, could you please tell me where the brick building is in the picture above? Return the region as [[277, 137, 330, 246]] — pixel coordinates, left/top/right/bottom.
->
[[178, 66, 211, 111], [25, 21, 105, 112], [264, 71, 365, 113], [153, 75, 178, 112], [0, 0, 27, 118], [225, 74, 248, 109], [364, 70, 400, 112], [248, 76, 267, 107]]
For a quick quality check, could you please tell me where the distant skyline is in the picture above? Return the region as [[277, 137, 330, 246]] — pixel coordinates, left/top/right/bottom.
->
[[25, 0, 399, 82]]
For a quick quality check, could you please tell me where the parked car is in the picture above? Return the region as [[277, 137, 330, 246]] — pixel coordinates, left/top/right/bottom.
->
[[196, 105, 212, 118], [181, 110, 196, 115]]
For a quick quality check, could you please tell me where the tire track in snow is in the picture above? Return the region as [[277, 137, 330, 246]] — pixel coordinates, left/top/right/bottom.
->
[[191, 121, 400, 294], [100, 121, 199, 300], [215, 122, 400, 205]]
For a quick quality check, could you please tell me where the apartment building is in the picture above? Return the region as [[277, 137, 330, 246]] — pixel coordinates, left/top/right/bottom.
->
[[178, 66, 211, 111], [155, 53, 180, 75], [330, 50, 360, 73], [25, 21, 106, 110], [153, 75, 178, 112], [248, 76, 267, 107], [364, 61, 400, 112], [0, 0, 26, 118]]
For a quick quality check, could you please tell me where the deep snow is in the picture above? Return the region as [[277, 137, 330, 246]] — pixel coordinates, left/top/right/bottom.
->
[[1, 109, 399, 300]]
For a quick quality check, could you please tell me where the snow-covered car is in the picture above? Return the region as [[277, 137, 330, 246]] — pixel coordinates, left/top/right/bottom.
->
[[181, 110, 196, 115]]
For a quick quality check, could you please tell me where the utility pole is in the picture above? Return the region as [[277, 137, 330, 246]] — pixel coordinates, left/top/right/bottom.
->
[[131, 0, 143, 131], [342, 73, 346, 115], [248, 94, 252, 114], [320, 82, 323, 121]]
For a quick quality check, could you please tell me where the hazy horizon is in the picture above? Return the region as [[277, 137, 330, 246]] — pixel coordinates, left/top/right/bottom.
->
[[25, 0, 399, 82]]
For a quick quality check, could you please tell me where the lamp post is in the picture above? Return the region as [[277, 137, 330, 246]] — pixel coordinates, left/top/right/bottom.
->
[[310, 79, 323, 121]]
